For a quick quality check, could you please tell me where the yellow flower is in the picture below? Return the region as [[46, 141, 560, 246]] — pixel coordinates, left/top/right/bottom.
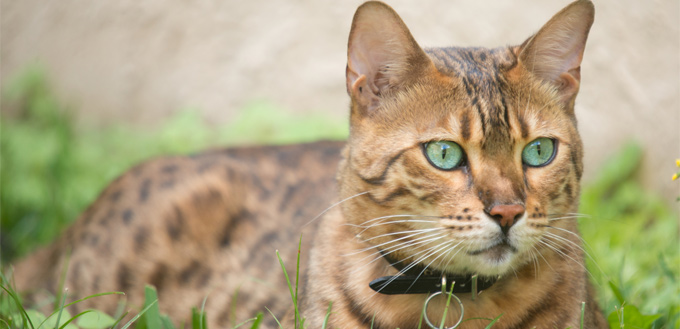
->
[[676, 159, 680, 167], [674, 173, 679, 181]]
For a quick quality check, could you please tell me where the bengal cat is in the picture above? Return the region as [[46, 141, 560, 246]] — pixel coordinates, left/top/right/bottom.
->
[[13, 1, 607, 328]]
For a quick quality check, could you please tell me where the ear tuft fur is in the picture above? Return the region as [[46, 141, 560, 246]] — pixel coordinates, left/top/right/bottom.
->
[[346, 1, 432, 115], [518, 0, 595, 104]]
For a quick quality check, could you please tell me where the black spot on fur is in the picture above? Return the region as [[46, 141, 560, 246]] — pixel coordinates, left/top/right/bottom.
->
[[197, 268, 213, 288], [279, 184, 300, 212], [276, 150, 300, 167], [109, 190, 123, 203], [179, 260, 212, 287], [134, 226, 148, 252], [180, 261, 200, 283], [197, 160, 216, 173], [219, 208, 252, 247], [93, 275, 101, 291], [249, 173, 271, 200], [563, 182, 573, 199], [192, 188, 223, 209], [149, 263, 168, 291], [139, 178, 152, 203], [88, 234, 100, 247], [160, 179, 175, 189], [167, 206, 184, 241], [99, 209, 116, 226], [117, 264, 134, 291], [122, 209, 134, 225], [161, 164, 179, 174]]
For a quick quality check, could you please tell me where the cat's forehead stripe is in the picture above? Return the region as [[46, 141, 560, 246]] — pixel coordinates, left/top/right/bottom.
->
[[427, 47, 518, 152]]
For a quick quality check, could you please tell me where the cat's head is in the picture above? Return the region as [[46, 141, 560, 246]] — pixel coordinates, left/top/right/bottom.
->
[[339, 0, 594, 276]]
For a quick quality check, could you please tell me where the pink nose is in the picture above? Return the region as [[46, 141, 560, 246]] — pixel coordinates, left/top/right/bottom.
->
[[489, 204, 525, 228]]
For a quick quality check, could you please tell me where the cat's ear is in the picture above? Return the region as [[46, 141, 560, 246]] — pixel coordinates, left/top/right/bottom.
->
[[518, 0, 594, 106], [346, 1, 432, 114]]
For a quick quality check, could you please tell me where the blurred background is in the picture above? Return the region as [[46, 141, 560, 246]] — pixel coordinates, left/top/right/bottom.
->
[[1, 0, 678, 327]]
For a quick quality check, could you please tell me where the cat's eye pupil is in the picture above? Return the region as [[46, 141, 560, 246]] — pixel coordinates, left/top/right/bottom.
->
[[522, 138, 556, 167], [424, 141, 464, 170]]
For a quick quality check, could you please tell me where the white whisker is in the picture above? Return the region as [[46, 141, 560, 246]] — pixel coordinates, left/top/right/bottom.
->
[[303, 191, 370, 227]]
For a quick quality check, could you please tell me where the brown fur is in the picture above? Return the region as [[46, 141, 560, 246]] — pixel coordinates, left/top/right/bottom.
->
[[13, 1, 607, 328]]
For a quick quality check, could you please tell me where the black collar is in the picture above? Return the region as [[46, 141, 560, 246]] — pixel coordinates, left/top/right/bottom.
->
[[368, 251, 498, 295]]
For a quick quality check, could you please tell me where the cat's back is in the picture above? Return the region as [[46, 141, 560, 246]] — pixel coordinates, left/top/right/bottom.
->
[[14, 140, 344, 327]]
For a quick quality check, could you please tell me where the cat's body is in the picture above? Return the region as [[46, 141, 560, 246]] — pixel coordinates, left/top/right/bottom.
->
[[13, 1, 607, 328]]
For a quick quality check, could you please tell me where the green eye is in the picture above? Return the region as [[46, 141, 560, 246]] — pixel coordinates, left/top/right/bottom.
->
[[424, 141, 464, 170], [522, 138, 556, 167]]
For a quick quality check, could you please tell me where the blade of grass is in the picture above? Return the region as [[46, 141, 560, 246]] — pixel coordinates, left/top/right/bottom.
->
[[580, 302, 585, 329], [110, 311, 129, 329], [58, 309, 93, 329], [63, 292, 125, 309], [230, 287, 240, 327], [321, 302, 333, 329], [483, 314, 503, 329], [608, 281, 626, 305], [160, 315, 176, 329], [191, 308, 199, 329], [143, 286, 162, 329], [294, 236, 302, 328], [439, 283, 455, 329], [275, 250, 300, 328], [54, 251, 71, 312], [199, 294, 209, 329], [191, 307, 208, 329], [265, 307, 283, 329], [51, 288, 69, 329], [0, 283, 35, 329], [120, 300, 158, 329], [247, 312, 263, 329], [228, 313, 261, 329]]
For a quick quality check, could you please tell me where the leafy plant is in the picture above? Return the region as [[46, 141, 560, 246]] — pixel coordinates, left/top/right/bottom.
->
[[579, 143, 679, 328]]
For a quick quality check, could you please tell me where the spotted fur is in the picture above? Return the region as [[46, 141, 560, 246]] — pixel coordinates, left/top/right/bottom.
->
[[14, 1, 607, 328]]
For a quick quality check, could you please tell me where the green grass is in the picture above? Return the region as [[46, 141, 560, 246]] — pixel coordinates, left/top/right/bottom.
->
[[1, 68, 678, 328]]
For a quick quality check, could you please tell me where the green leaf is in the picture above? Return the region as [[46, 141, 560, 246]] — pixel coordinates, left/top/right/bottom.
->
[[142, 286, 162, 329], [608, 281, 626, 305], [43, 309, 77, 329], [607, 304, 662, 329], [191, 307, 207, 329], [25, 310, 46, 329], [247, 312, 263, 329], [120, 299, 158, 329], [160, 315, 177, 329], [77, 310, 116, 329]]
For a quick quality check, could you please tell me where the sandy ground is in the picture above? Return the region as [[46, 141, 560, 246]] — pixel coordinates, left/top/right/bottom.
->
[[1, 0, 679, 205]]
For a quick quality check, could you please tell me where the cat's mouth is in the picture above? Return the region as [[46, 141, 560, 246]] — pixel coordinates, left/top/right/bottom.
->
[[467, 240, 518, 258]]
